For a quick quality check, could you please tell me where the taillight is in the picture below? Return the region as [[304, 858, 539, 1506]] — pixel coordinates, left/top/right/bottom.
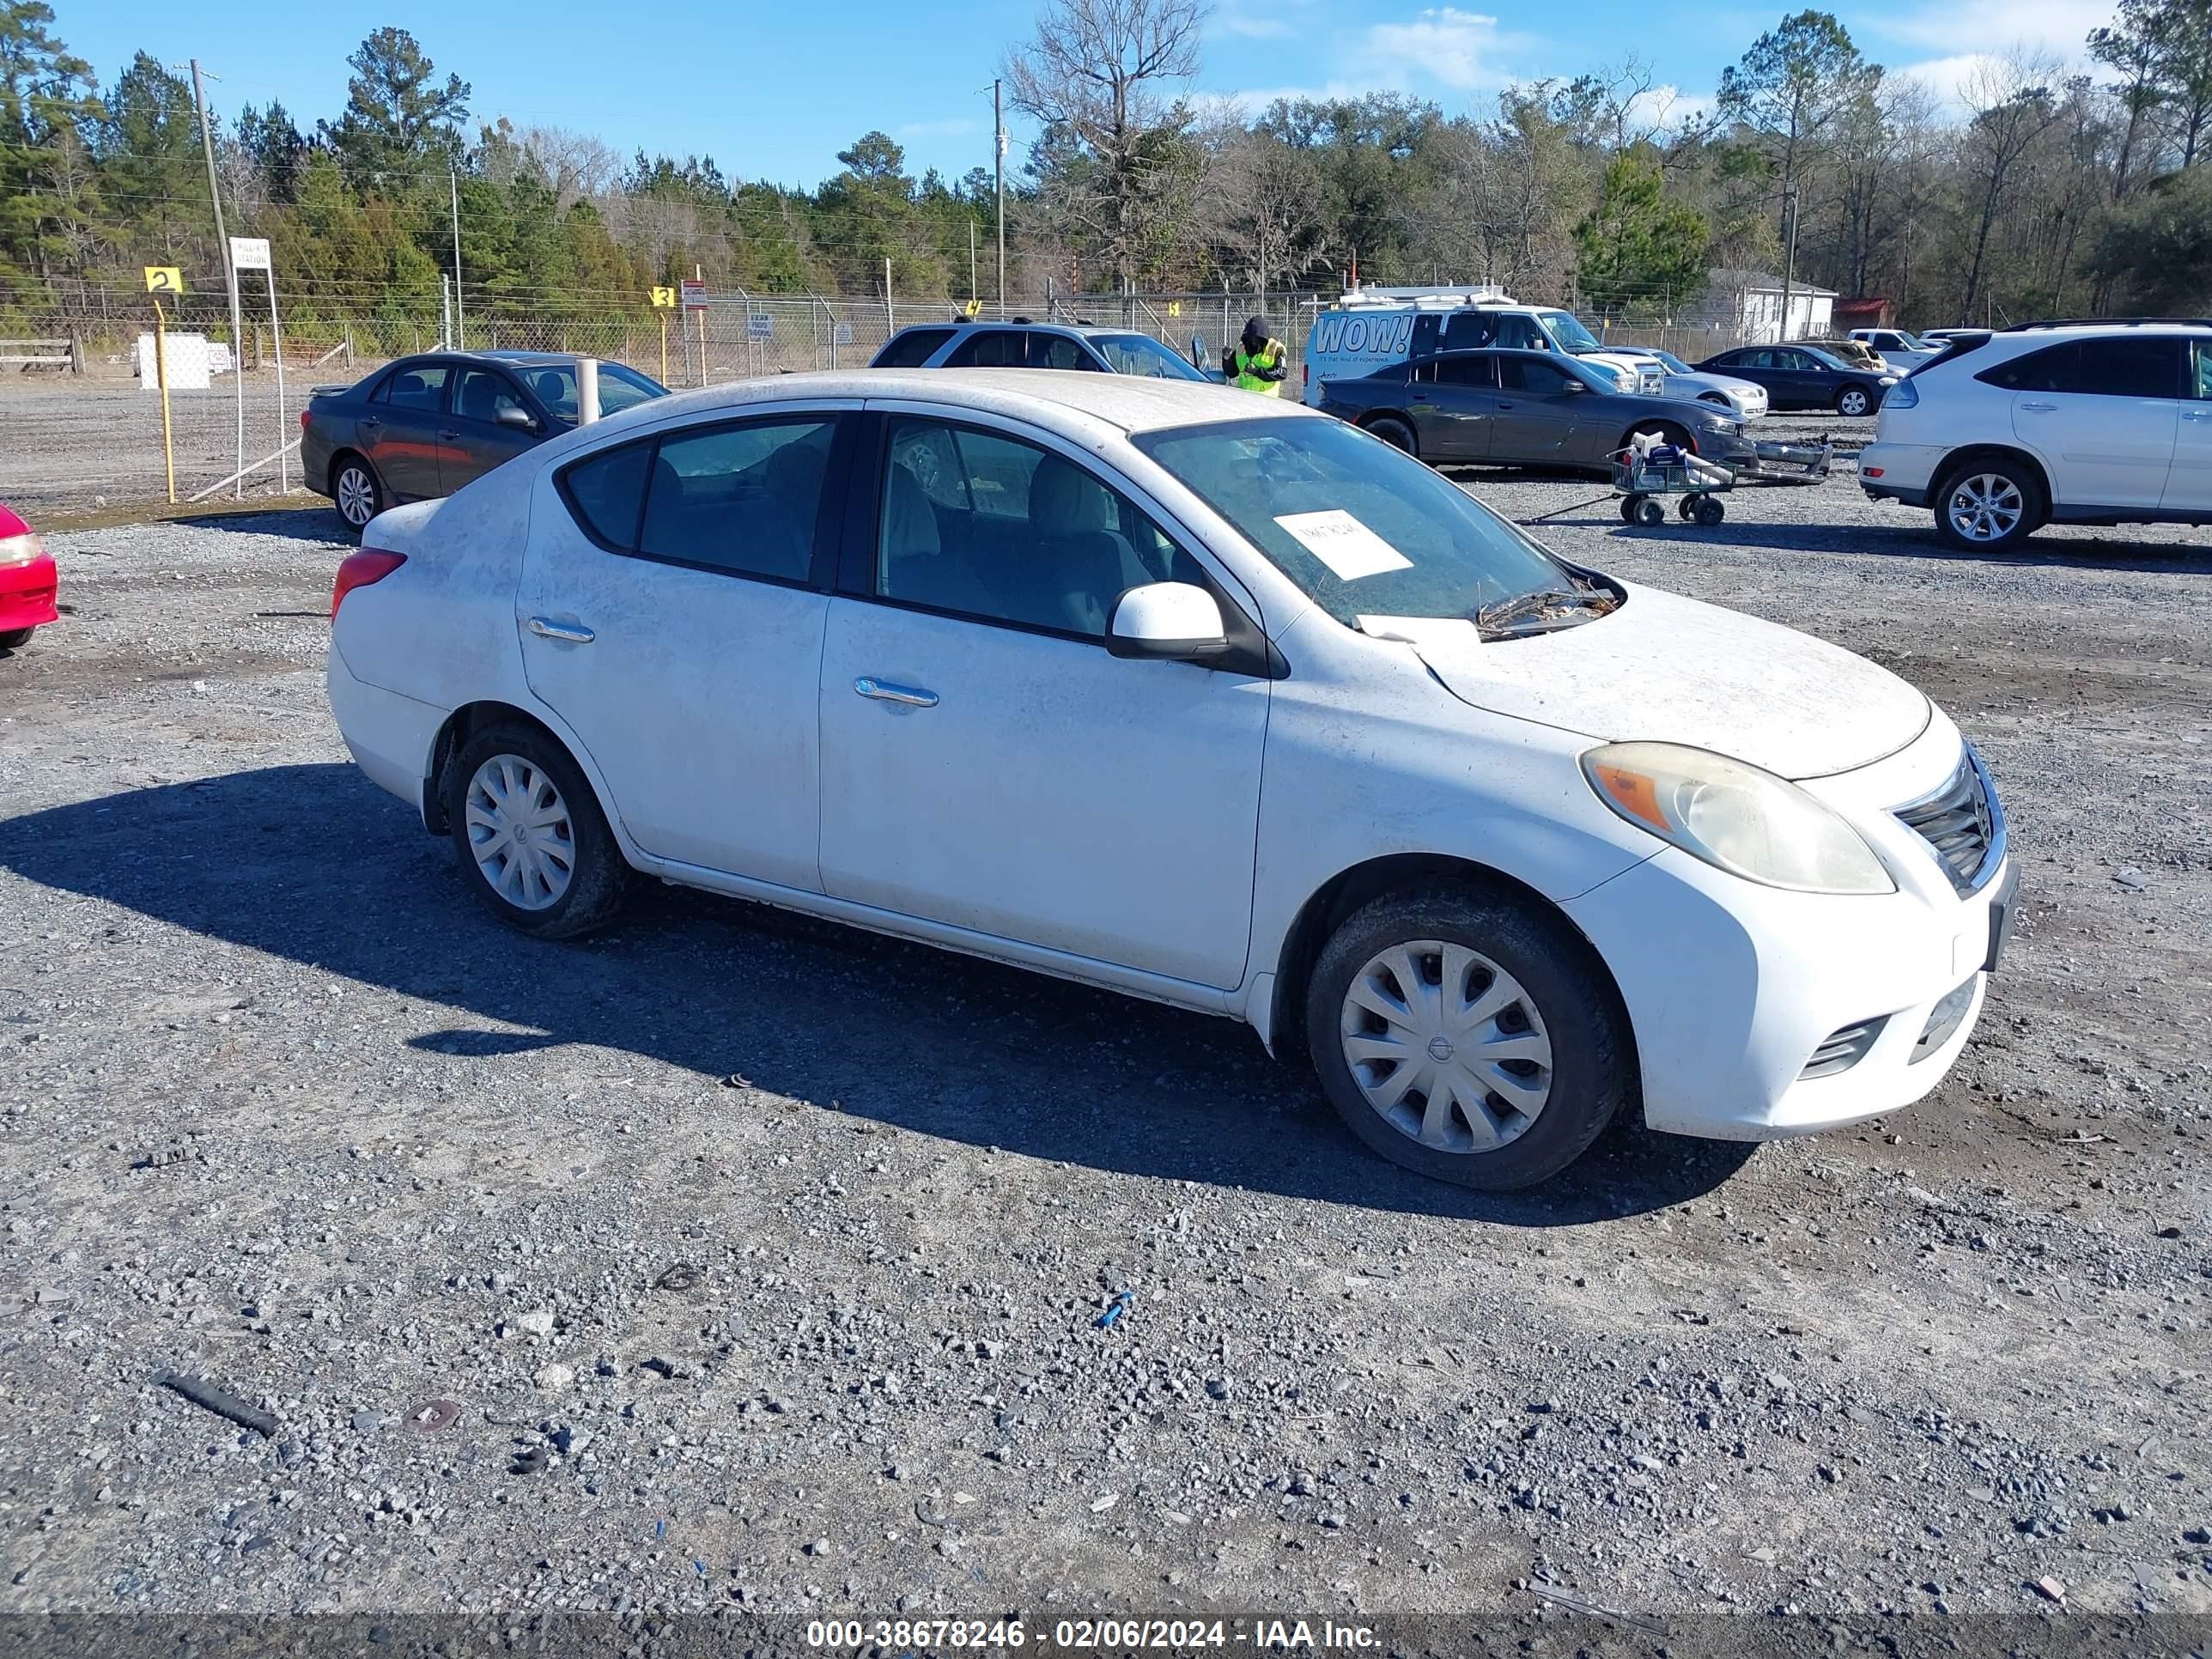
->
[[331, 549, 405, 618], [0, 530, 44, 568], [299, 409, 312, 431], [1301, 362, 1309, 387]]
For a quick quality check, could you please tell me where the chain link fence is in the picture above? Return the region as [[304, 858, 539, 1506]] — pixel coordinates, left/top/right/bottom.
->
[[0, 283, 1752, 515]]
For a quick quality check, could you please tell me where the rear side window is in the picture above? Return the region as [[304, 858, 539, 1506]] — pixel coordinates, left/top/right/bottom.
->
[[874, 327, 954, 368], [1981, 337, 2182, 398], [380, 364, 448, 410], [1501, 356, 1577, 393], [637, 419, 836, 580], [1029, 333, 1098, 370], [2193, 339, 2212, 399], [1436, 355, 1494, 388], [560, 442, 652, 550], [944, 331, 1026, 368]]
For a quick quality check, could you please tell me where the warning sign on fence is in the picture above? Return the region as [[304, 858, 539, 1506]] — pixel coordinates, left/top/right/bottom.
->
[[747, 314, 774, 340], [680, 280, 707, 311]]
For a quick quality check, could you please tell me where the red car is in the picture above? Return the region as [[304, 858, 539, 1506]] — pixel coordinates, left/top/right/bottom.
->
[[0, 501, 58, 653]]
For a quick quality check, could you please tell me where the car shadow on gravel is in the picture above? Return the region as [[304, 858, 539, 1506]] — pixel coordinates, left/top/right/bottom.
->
[[179, 507, 354, 545], [0, 765, 1756, 1225], [1616, 517, 2212, 574]]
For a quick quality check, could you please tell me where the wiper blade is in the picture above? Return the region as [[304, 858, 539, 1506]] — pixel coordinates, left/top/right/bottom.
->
[[1477, 587, 1602, 628]]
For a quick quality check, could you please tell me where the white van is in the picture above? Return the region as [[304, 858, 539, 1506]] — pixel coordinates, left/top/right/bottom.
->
[[1301, 288, 1665, 404]]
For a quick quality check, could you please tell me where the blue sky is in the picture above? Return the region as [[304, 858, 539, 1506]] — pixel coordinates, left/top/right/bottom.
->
[[66, 0, 2111, 187]]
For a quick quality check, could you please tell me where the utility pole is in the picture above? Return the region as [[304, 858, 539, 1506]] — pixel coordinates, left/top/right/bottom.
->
[[449, 167, 465, 349], [994, 79, 1006, 315], [1778, 182, 1801, 343], [188, 59, 246, 499], [969, 218, 977, 307]]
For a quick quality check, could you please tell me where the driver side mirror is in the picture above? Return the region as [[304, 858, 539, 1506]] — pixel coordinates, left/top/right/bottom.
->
[[1561, 378, 1589, 394], [496, 404, 539, 431], [1107, 582, 1226, 662], [1189, 334, 1208, 369]]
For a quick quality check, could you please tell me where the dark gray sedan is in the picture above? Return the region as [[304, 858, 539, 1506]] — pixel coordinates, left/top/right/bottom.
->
[[1316, 348, 1759, 474], [302, 350, 668, 532]]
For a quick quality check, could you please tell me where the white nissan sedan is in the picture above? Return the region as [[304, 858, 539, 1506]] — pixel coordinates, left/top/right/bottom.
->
[[327, 371, 2014, 1191]]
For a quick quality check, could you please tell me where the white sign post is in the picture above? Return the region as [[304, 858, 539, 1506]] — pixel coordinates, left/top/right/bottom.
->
[[229, 237, 289, 492]]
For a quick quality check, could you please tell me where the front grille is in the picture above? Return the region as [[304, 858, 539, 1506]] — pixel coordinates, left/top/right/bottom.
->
[[1894, 746, 2004, 894], [1802, 1017, 1886, 1080]]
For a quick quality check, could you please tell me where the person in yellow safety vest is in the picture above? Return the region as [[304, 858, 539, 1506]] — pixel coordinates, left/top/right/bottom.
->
[[1223, 315, 1289, 395]]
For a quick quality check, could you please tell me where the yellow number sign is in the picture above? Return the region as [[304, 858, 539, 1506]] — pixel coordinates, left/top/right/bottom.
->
[[649, 286, 678, 309], [143, 266, 183, 295], [1168, 301, 1182, 317], [963, 299, 982, 319]]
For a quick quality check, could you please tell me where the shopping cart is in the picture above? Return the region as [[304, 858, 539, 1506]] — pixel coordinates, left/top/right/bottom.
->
[[1610, 445, 1735, 527]]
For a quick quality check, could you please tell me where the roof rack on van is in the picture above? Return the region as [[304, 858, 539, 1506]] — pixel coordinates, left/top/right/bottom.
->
[[2003, 317, 2212, 331], [1336, 284, 1518, 308]]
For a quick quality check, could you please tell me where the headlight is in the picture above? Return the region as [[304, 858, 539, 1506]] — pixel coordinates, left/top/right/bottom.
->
[[1878, 376, 1897, 386], [0, 531, 44, 568], [1582, 741, 1894, 895]]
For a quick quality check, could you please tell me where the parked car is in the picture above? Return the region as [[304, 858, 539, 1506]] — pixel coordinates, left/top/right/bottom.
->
[[1858, 319, 2212, 550], [326, 369, 2013, 1192], [872, 319, 1215, 382], [302, 350, 670, 532], [1301, 289, 1665, 404], [1637, 348, 1770, 420], [1316, 348, 1760, 473], [0, 501, 58, 653], [1849, 326, 1945, 368], [1695, 343, 1898, 416]]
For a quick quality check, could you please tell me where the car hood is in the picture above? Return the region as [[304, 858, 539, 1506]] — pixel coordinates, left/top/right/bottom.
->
[[1381, 582, 1930, 780]]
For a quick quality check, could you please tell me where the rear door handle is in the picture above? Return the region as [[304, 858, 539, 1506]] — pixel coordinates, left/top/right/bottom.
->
[[2018, 401, 2057, 413], [360, 416, 381, 428], [854, 676, 937, 708], [527, 617, 594, 644], [2183, 407, 2211, 421], [437, 428, 460, 440]]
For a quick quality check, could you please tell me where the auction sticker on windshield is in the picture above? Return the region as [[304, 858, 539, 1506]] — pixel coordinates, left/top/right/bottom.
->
[[1273, 509, 1412, 580]]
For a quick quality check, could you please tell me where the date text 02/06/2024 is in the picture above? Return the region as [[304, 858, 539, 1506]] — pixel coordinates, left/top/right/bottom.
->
[[803, 1617, 1382, 1650]]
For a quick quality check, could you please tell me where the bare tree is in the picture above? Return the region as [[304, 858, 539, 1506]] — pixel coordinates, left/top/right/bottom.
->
[[1200, 119, 1328, 295], [1956, 51, 2068, 323], [1005, 0, 1208, 287]]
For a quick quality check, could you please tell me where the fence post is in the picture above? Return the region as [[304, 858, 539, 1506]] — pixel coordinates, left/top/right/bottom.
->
[[69, 331, 83, 376]]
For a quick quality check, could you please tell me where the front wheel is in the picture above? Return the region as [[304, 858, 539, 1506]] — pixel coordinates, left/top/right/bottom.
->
[[1934, 461, 2042, 552], [1836, 386, 1873, 417], [1305, 886, 1632, 1191], [331, 456, 383, 535], [1365, 416, 1418, 458], [0, 627, 33, 652], [447, 724, 631, 939]]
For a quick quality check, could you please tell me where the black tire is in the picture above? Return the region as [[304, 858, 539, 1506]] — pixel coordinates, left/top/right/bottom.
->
[[1304, 884, 1633, 1191], [1835, 385, 1873, 417], [1365, 416, 1418, 458], [446, 723, 630, 939], [1676, 495, 1698, 520], [1618, 494, 1642, 524], [0, 627, 32, 652], [1635, 498, 1667, 526], [1931, 456, 2045, 553], [1693, 495, 1726, 526], [331, 453, 384, 537]]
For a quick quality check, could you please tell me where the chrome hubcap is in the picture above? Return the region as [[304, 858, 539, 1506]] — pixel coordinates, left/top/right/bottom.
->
[[337, 468, 375, 526], [1947, 473, 2023, 543], [464, 755, 574, 910], [1840, 390, 1869, 415], [1339, 940, 1554, 1154]]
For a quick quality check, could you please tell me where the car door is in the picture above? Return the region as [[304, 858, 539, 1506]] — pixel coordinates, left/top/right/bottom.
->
[[1488, 354, 1589, 464], [1768, 349, 1823, 408], [362, 361, 451, 498], [441, 365, 544, 494], [2165, 337, 2212, 512], [514, 406, 857, 886], [1407, 353, 1496, 461], [1711, 349, 1773, 403], [1997, 337, 2181, 509], [816, 409, 1269, 990]]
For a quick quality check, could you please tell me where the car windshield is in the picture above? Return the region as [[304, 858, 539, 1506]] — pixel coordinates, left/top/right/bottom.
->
[[1799, 346, 1850, 371], [511, 361, 667, 422], [1091, 334, 1207, 380], [1648, 349, 1692, 374], [1893, 331, 1929, 349], [1133, 416, 1612, 637], [1538, 309, 1603, 353]]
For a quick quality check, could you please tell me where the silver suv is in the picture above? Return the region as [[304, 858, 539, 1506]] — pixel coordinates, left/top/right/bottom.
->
[[872, 319, 1216, 381]]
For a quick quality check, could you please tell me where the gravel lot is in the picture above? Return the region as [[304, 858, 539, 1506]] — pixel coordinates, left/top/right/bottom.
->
[[1, 445, 2208, 1651]]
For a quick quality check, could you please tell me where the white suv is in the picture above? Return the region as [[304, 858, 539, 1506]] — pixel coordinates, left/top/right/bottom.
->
[[1860, 320, 2212, 550]]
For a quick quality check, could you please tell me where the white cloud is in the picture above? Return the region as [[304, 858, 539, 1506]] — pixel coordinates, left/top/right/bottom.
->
[[1625, 83, 1715, 132], [896, 118, 984, 140], [1874, 0, 2106, 54], [1218, 9, 1296, 39], [1362, 7, 1519, 91]]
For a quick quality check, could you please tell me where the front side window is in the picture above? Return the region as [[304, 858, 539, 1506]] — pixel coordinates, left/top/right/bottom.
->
[[1028, 333, 1099, 371], [514, 361, 665, 422], [2192, 339, 2212, 400], [381, 363, 448, 411], [1091, 333, 1207, 380], [453, 367, 528, 425], [874, 327, 955, 368], [1132, 416, 1580, 629], [622, 418, 835, 580], [1500, 356, 1577, 394], [1492, 314, 1543, 351], [945, 331, 1026, 368], [877, 417, 1200, 638]]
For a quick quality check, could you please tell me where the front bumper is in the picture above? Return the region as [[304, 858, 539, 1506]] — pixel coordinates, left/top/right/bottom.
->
[[1563, 720, 2013, 1141], [0, 553, 59, 633]]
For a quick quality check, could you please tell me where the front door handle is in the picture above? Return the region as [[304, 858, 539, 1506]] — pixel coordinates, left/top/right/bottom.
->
[[854, 676, 938, 708], [437, 428, 460, 441], [1496, 400, 1516, 410], [2183, 407, 2211, 421], [2018, 401, 2057, 413], [528, 617, 594, 644]]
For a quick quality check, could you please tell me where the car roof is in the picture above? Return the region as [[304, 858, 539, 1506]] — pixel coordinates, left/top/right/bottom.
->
[[895, 319, 1155, 339], [616, 368, 1299, 438]]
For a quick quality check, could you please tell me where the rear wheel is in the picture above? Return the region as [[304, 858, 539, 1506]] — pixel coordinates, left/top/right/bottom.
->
[[0, 627, 33, 651], [1635, 498, 1667, 526], [1305, 885, 1632, 1191], [1619, 494, 1643, 524], [331, 454, 383, 535], [447, 724, 630, 939], [1693, 495, 1726, 526], [1934, 459, 2043, 552], [1365, 416, 1418, 458], [1836, 385, 1873, 417]]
